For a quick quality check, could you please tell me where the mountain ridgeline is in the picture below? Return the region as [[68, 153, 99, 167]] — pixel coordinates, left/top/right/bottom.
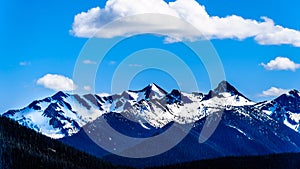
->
[[3, 81, 300, 168]]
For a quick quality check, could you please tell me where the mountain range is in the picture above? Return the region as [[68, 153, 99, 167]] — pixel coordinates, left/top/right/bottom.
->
[[2, 81, 300, 167]]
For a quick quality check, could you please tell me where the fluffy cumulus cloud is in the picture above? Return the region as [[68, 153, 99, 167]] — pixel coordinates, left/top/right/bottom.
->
[[261, 57, 300, 71], [260, 87, 289, 97], [71, 0, 300, 46], [37, 74, 77, 91]]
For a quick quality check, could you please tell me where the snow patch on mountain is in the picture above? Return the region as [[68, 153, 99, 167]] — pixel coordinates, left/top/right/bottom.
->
[[227, 124, 253, 140]]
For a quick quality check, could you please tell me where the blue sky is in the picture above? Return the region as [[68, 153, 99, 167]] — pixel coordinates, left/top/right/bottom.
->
[[1, 0, 300, 112]]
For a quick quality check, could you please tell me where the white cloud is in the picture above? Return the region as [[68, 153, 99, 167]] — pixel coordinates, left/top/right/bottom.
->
[[19, 61, 31, 66], [261, 57, 300, 71], [83, 85, 92, 91], [83, 59, 97, 65], [71, 0, 300, 46], [37, 74, 76, 91], [260, 87, 289, 97]]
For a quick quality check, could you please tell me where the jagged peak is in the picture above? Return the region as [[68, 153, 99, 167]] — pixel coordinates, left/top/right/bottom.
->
[[274, 89, 300, 101], [149, 82, 159, 87], [145, 83, 166, 92], [51, 91, 69, 100], [213, 80, 239, 94], [202, 81, 251, 102], [129, 83, 167, 94]]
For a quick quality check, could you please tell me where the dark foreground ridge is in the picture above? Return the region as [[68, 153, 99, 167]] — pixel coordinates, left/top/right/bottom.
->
[[148, 153, 300, 169], [0, 116, 130, 169]]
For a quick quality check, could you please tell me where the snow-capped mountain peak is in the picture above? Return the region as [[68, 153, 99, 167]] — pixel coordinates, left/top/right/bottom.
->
[[254, 89, 300, 132], [212, 81, 248, 98], [5, 82, 300, 140], [203, 81, 254, 106], [2, 91, 106, 139], [128, 83, 167, 101]]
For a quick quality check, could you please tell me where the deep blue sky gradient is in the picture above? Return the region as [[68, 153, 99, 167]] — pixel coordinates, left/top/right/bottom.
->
[[1, 0, 300, 112]]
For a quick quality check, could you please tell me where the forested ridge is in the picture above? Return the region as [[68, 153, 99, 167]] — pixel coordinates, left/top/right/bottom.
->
[[147, 153, 300, 169], [0, 116, 129, 169]]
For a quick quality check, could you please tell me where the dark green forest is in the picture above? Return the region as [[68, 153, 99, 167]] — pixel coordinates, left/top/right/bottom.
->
[[0, 116, 128, 169], [147, 153, 300, 169]]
